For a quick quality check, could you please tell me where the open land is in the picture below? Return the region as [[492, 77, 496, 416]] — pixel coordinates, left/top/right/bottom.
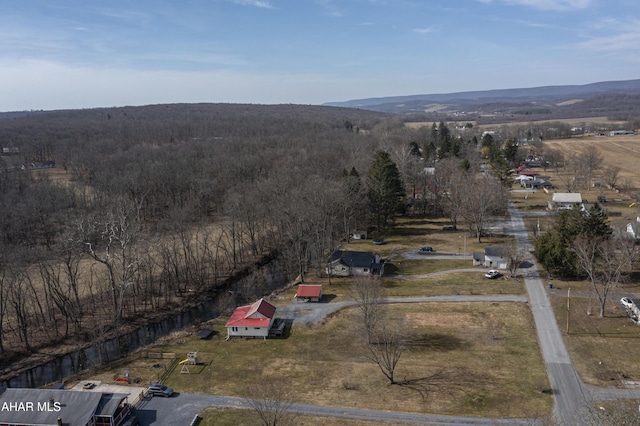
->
[[45, 115, 640, 424]]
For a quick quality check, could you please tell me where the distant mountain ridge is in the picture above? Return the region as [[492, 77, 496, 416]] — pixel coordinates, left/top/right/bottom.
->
[[324, 79, 640, 118]]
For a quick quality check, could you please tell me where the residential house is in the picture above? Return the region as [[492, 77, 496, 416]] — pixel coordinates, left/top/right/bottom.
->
[[225, 298, 277, 339], [522, 176, 552, 189], [548, 193, 583, 211], [326, 250, 384, 277], [626, 219, 640, 240], [0, 388, 131, 426], [294, 284, 323, 302], [472, 246, 508, 269]]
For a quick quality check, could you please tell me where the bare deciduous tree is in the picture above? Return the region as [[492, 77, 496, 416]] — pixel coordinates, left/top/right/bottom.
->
[[505, 241, 527, 278], [365, 319, 407, 385], [76, 200, 146, 321], [244, 381, 296, 426], [602, 165, 621, 190], [460, 175, 507, 243], [578, 146, 603, 191], [573, 236, 637, 317], [349, 276, 384, 341]]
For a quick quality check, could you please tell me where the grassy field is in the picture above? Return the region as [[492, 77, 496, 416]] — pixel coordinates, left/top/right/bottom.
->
[[198, 407, 416, 426], [543, 133, 640, 190], [68, 217, 549, 422], [527, 274, 640, 388], [81, 301, 550, 421]]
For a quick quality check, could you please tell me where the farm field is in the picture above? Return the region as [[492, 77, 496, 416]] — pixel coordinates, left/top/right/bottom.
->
[[543, 133, 640, 190]]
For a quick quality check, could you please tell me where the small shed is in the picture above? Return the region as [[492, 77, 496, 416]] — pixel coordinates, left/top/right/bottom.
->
[[295, 284, 323, 302]]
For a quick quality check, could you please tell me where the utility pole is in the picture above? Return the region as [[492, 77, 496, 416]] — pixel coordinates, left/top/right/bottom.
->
[[566, 287, 571, 334]]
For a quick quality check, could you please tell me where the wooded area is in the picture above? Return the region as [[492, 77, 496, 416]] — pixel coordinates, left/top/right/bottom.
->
[[0, 102, 531, 375]]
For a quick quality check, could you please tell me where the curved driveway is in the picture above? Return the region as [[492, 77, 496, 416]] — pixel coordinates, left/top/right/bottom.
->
[[275, 293, 527, 325]]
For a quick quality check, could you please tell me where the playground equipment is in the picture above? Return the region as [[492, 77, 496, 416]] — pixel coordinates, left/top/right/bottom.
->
[[179, 352, 199, 374]]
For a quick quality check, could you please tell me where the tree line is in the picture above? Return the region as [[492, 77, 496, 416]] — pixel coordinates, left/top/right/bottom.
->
[[0, 104, 513, 369]]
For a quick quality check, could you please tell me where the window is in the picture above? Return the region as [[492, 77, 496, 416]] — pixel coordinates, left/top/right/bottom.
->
[[232, 327, 238, 332]]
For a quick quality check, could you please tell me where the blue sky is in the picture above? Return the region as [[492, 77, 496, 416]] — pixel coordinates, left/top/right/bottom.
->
[[1, 0, 638, 111]]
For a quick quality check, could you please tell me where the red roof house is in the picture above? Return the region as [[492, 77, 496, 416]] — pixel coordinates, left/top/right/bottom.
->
[[225, 298, 277, 339], [295, 284, 323, 302]]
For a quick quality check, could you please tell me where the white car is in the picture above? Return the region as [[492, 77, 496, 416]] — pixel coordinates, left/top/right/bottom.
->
[[485, 270, 502, 279], [147, 383, 174, 397], [621, 297, 635, 309]]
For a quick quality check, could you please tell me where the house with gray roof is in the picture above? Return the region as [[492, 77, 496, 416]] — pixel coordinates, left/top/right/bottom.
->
[[326, 250, 384, 277], [472, 246, 508, 269], [0, 388, 131, 426]]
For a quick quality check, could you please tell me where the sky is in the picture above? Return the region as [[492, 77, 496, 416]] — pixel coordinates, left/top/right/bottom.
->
[[1, 0, 639, 111]]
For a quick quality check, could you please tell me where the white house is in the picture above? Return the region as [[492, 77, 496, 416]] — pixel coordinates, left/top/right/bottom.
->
[[326, 250, 384, 277], [225, 298, 277, 339], [472, 246, 508, 269], [548, 193, 583, 211], [626, 219, 640, 240]]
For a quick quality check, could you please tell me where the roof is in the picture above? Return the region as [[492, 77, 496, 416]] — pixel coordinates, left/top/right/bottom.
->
[[328, 250, 376, 268], [295, 285, 322, 298], [0, 388, 127, 425], [484, 246, 507, 257], [552, 193, 582, 203], [225, 298, 276, 328]]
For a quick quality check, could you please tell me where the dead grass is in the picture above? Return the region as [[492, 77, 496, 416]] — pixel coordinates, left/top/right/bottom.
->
[[88, 302, 550, 420], [384, 272, 525, 297], [544, 276, 640, 388], [198, 407, 411, 426], [543, 133, 640, 191]]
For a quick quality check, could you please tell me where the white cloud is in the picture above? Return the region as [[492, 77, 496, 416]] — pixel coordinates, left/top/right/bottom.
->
[[477, 0, 592, 11], [576, 19, 640, 52], [413, 27, 438, 34], [229, 0, 273, 8]]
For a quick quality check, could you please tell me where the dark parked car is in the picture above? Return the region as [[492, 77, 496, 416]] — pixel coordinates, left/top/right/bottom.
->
[[419, 246, 433, 252]]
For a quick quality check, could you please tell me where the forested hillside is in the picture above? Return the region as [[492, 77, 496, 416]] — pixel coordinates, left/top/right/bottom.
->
[[0, 104, 391, 373], [0, 102, 521, 379]]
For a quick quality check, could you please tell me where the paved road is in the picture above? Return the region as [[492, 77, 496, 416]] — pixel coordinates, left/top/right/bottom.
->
[[507, 203, 591, 424], [136, 393, 532, 425]]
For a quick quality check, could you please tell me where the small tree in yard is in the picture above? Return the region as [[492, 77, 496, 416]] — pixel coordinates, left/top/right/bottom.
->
[[349, 275, 384, 342], [573, 235, 637, 318], [245, 381, 296, 426], [349, 275, 406, 384], [366, 320, 407, 385], [505, 241, 527, 278]]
